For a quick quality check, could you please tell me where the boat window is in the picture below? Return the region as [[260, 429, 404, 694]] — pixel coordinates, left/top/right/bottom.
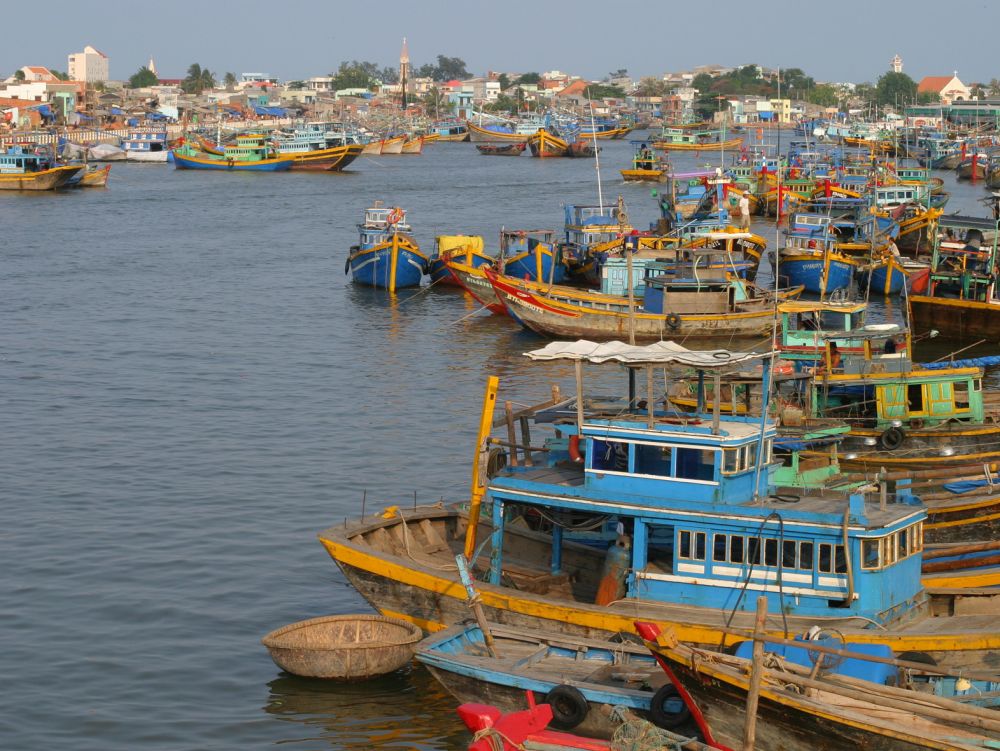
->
[[678, 530, 706, 560], [862, 539, 880, 570], [819, 543, 833, 573], [675, 447, 715, 481], [713, 533, 727, 562], [883, 535, 896, 566], [834, 544, 847, 574], [954, 382, 970, 410], [679, 530, 691, 558], [782, 540, 796, 568], [730, 535, 745, 564], [592, 440, 631, 473], [633, 443, 670, 477], [799, 541, 814, 570], [722, 448, 740, 474], [907, 384, 924, 414], [764, 539, 778, 567], [747, 536, 761, 565], [913, 523, 923, 554], [974, 379, 982, 393]]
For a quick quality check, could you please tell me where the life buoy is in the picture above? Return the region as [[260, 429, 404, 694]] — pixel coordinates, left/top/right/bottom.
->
[[387, 207, 403, 225], [568, 434, 584, 463], [649, 684, 691, 729], [665, 312, 682, 330], [880, 426, 905, 451], [544, 685, 589, 730]]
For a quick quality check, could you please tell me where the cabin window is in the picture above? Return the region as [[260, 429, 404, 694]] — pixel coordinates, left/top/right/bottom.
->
[[883, 535, 897, 566], [974, 379, 982, 393], [954, 382, 970, 410], [592, 440, 631, 473], [675, 447, 715, 481], [722, 449, 740, 474], [835, 545, 847, 574], [799, 541, 814, 570], [747, 536, 762, 564], [730, 535, 745, 564], [819, 543, 833, 573], [782, 540, 797, 569], [678, 530, 706, 561], [764, 539, 778, 567], [897, 528, 909, 559], [912, 523, 923, 554], [633, 443, 670, 477], [862, 539, 880, 570], [713, 534, 727, 562], [907, 384, 925, 414]]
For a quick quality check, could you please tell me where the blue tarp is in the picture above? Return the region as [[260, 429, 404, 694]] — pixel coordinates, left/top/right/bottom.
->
[[75, 112, 93, 121], [110, 106, 126, 115], [944, 479, 989, 495], [30, 103, 53, 117], [253, 105, 287, 117]]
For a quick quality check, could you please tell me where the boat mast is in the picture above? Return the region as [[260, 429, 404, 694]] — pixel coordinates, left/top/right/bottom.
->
[[589, 96, 604, 211]]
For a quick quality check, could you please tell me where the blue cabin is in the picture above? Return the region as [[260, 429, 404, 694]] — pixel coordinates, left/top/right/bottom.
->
[[0, 145, 50, 173], [484, 341, 925, 623], [347, 202, 429, 292], [121, 130, 168, 157]]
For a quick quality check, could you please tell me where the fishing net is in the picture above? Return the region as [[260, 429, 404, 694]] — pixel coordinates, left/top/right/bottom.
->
[[611, 715, 700, 751]]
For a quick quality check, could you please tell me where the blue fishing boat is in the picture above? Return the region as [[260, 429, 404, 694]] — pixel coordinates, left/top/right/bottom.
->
[[501, 229, 567, 284], [121, 129, 169, 162], [172, 133, 294, 171], [347, 203, 429, 292], [416, 622, 690, 737], [857, 254, 930, 296], [776, 212, 858, 295]]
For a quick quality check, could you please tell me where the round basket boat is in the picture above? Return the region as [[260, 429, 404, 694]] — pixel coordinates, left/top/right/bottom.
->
[[261, 614, 423, 680]]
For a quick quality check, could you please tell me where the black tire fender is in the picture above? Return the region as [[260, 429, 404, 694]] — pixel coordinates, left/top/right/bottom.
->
[[649, 683, 691, 729], [665, 312, 682, 330], [544, 684, 589, 730], [880, 426, 905, 451]]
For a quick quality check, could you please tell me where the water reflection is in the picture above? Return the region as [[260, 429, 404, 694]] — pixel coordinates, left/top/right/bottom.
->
[[264, 665, 468, 750]]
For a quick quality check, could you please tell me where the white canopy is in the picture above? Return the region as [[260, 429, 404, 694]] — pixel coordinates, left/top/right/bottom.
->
[[524, 340, 768, 370]]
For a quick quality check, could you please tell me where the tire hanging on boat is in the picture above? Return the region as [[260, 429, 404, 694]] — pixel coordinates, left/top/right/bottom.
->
[[544, 684, 589, 730], [880, 426, 906, 451], [665, 313, 682, 330], [649, 683, 692, 729]]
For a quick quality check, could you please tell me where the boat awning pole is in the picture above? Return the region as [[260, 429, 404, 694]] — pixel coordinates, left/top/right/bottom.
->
[[575, 361, 585, 430], [464, 376, 500, 559], [647, 366, 655, 428], [712, 374, 722, 434]]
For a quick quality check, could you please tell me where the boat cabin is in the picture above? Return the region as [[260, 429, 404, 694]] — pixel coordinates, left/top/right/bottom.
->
[[121, 130, 168, 154], [927, 215, 1000, 302], [483, 341, 925, 621], [778, 301, 868, 362], [0, 145, 48, 174]]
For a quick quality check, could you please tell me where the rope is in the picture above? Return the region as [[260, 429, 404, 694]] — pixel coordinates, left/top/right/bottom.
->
[[394, 273, 449, 306], [610, 715, 699, 751], [451, 304, 489, 325], [471, 726, 525, 751]]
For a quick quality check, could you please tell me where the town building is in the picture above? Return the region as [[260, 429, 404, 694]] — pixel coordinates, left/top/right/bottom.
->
[[68, 46, 109, 83], [891, 54, 903, 74], [917, 74, 971, 105]]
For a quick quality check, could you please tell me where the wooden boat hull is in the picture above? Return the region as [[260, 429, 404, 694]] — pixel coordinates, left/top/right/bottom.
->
[[124, 150, 169, 163], [857, 258, 930, 297], [527, 130, 569, 158], [467, 121, 531, 143], [446, 260, 505, 314], [476, 143, 525, 156], [401, 137, 424, 154], [649, 637, 987, 751], [428, 244, 493, 286], [347, 233, 428, 291], [76, 164, 111, 187], [621, 168, 666, 182], [361, 140, 382, 155], [0, 164, 82, 190], [171, 152, 293, 171], [379, 136, 406, 155], [317, 506, 1000, 669], [433, 131, 469, 142], [909, 296, 1000, 342], [837, 424, 1000, 473], [778, 252, 857, 295], [285, 144, 364, 171], [487, 272, 780, 342]]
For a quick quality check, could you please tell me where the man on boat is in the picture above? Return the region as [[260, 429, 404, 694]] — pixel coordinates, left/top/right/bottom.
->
[[737, 193, 751, 231]]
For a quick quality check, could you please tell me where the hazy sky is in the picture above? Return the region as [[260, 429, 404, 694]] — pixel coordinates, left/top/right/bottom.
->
[[4, 0, 998, 85]]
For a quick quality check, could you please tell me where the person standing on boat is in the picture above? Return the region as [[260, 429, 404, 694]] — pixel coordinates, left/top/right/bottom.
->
[[737, 193, 751, 231]]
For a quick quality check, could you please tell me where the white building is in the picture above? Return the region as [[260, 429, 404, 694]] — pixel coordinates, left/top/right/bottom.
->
[[891, 54, 903, 74], [68, 45, 109, 83]]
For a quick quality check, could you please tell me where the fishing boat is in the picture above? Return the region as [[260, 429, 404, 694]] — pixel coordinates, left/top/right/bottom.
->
[[776, 212, 860, 296], [401, 136, 424, 155], [67, 164, 111, 188], [379, 135, 407, 155], [638, 621, 1000, 751], [428, 235, 491, 286], [565, 141, 597, 159], [360, 138, 382, 155], [476, 143, 525, 156], [856, 252, 930, 297], [620, 143, 665, 182], [527, 129, 569, 158], [318, 340, 1000, 670], [119, 130, 169, 162], [172, 134, 294, 171], [416, 622, 683, 738], [346, 203, 429, 292], [486, 264, 790, 342], [270, 124, 364, 170], [0, 146, 81, 190], [652, 128, 742, 152], [909, 211, 1000, 342], [429, 120, 469, 142], [458, 698, 712, 751]]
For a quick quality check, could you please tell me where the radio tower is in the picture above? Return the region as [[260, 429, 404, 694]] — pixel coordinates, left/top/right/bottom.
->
[[399, 37, 409, 110]]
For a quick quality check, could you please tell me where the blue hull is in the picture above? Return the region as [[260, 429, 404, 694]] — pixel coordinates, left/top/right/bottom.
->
[[428, 252, 490, 284], [349, 246, 427, 290], [858, 264, 904, 296], [171, 153, 292, 171], [505, 251, 568, 284], [782, 257, 854, 295]]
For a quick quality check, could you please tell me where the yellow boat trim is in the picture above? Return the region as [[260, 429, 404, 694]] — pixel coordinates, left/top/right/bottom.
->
[[922, 570, 1000, 588], [319, 534, 1000, 653], [926, 509, 1000, 530]]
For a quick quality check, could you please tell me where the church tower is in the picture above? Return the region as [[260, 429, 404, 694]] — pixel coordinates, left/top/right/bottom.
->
[[891, 54, 902, 74], [399, 38, 409, 109], [148, 56, 157, 77]]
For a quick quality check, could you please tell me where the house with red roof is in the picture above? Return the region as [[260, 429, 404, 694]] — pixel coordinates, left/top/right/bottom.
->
[[917, 74, 970, 105], [4, 66, 60, 84]]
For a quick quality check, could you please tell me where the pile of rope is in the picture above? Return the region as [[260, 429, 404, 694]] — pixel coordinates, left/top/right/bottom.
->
[[611, 715, 700, 751]]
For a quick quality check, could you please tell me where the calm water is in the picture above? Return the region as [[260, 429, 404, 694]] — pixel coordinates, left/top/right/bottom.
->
[[1, 136, 995, 751]]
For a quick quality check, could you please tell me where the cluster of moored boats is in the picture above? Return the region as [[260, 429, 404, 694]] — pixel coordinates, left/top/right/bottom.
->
[[290, 122, 1000, 750]]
